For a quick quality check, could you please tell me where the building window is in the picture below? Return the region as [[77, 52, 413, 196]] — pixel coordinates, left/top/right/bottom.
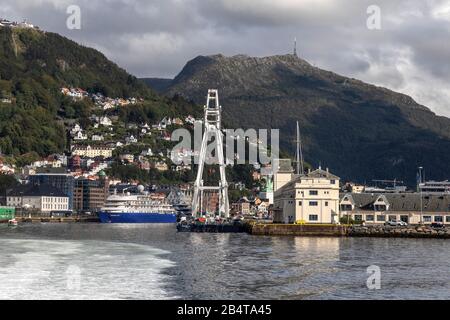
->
[[340, 204, 352, 211], [388, 215, 397, 221], [330, 180, 336, 184], [309, 201, 318, 206], [423, 216, 432, 222], [400, 215, 409, 223], [446, 216, 450, 223], [377, 215, 386, 222], [309, 215, 318, 221], [354, 215, 363, 222], [309, 190, 318, 196], [325, 201, 328, 206], [434, 216, 443, 223], [366, 215, 375, 222], [298, 201, 302, 206]]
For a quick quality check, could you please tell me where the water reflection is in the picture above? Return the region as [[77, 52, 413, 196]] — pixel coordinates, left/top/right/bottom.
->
[[1, 224, 449, 299]]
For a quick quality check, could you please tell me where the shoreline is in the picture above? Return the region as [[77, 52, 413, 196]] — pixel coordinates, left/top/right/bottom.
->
[[4, 219, 450, 239], [10, 216, 100, 223], [246, 223, 450, 239]]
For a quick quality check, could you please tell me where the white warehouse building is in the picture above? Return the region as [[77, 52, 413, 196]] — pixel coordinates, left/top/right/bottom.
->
[[7, 184, 69, 213], [273, 167, 340, 224]]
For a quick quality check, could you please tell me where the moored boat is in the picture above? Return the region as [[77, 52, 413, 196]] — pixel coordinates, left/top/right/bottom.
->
[[98, 193, 177, 223]]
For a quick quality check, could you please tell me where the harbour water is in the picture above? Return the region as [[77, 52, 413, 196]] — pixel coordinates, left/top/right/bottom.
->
[[0, 223, 449, 300]]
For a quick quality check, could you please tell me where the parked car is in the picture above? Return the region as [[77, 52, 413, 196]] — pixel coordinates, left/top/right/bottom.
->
[[430, 222, 445, 229], [385, 220, 408, 227]]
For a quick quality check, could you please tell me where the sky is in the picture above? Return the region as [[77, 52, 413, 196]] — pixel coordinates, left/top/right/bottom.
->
[[1, 0, 450, 116]]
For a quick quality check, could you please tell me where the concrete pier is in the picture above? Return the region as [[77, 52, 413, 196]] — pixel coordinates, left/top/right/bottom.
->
[[14, 216, 100, 223], [247, 223, 349, 237]]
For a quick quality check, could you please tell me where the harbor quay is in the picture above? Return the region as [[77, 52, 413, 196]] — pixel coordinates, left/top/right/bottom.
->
[[245, 222, 450, 238], [247, 223, 348, 237], [11, 215, 100, 223]]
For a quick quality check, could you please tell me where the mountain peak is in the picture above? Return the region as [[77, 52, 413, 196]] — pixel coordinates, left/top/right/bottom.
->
[[147, 52, 450, 185], [198, 53, 312, 68]]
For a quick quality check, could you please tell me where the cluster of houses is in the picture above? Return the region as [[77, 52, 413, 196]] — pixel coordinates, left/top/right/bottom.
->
[[0, 160, 15, 175], [66, 112, 199, 175], [0, 18, 37, 29], [0, 97, 12, 104], [231, 196, 271, 217], [60, 87, 140, 109], [70, 119, 113, 142]]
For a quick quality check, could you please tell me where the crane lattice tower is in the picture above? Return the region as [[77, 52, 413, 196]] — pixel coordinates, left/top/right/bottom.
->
[[192, 89, 229, 218]]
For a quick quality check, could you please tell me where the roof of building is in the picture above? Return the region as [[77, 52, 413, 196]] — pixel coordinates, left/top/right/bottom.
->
[[35, 167, 68, 174], [98, 170, 106, 177], [8, 184, 67, 197], [303, 168, 340, 180], [72, 145, 113, 150], [341, 192, 450, 212], [274, 168, 340, 196]]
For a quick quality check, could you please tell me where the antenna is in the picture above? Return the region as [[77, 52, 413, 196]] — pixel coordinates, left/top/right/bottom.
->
[[295, 121, 304, 175], [293, 37, 298, 57]]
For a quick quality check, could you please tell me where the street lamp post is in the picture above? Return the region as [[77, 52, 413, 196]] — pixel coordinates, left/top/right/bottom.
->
[[418, 167, 423, 224]]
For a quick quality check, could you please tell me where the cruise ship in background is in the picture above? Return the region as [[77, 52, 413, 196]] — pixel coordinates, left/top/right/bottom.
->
[[98, 190, 177, 223]]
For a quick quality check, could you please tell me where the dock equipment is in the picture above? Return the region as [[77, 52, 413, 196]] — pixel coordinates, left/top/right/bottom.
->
[[192, 89, 230, 218]]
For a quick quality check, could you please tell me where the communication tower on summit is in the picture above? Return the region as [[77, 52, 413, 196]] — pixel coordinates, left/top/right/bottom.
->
[[294, 37, 298, 57]]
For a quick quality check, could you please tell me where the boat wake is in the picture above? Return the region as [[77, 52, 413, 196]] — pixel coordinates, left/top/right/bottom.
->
[[0, 239, 178, 300]]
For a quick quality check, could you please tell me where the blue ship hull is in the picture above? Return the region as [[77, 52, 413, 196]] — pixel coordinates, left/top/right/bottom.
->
[[98, 212, 177, 223]]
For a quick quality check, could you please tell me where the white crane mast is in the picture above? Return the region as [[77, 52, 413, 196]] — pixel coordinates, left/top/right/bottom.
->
[[192, 89, 229, 218]]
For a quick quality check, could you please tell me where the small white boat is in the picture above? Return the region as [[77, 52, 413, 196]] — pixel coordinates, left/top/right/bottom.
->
[[8, 219, 18, 227]]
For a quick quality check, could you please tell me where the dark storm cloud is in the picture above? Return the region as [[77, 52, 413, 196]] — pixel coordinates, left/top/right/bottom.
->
[[1, 0, 450, 115]]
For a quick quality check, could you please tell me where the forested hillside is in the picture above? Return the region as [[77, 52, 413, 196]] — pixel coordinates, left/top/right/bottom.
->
[[0, 27, 199, 158]]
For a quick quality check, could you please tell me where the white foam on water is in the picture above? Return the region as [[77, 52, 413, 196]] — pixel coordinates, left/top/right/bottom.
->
[[0, 239, 178, 300]]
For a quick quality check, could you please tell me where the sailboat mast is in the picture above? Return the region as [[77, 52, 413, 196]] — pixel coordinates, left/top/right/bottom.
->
[[296, 121, 304, 175]]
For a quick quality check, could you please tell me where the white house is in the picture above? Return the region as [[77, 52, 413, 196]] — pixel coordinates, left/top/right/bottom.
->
[[91, 134, 104, 141], [73, 131, 87, 140], [273, 167, 340, 224], [141, 128, 151, 135], [160, 117, 172, 127], [70, 124, 82, 136], [72, 145, 113, 158], [7, 184, 69, 213], [99, 116, 112, 127], [0, 162, 15, 174], [1, 98, 12, 104], [102, 102, 114, 110], [120, 154, 135, 163], [125, 135, 138, 144], [141, 148, 153, 157], [185, 115, 196, 124]]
